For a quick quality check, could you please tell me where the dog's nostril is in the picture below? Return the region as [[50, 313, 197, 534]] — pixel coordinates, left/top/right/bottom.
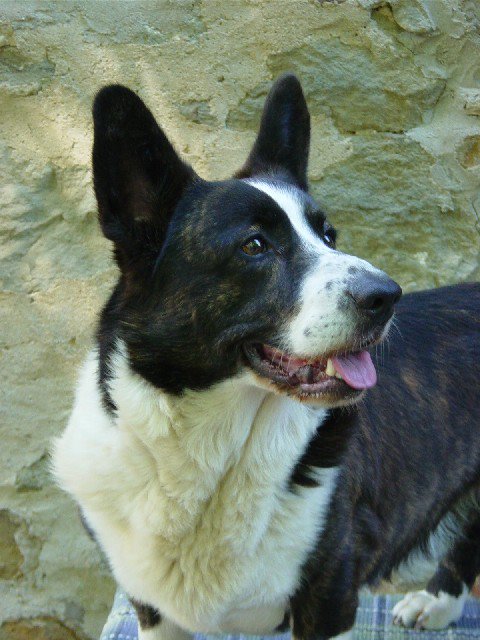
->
[[369, 296, 385, 312]]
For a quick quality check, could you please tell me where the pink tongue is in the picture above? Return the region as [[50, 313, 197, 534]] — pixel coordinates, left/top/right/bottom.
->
[[332, 351, 377, 390]]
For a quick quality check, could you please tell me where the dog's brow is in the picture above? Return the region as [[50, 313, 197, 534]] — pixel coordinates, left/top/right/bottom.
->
[[246, 180, 331, 253], [307, 208, 326, 223], [251, 202, 283, 225]]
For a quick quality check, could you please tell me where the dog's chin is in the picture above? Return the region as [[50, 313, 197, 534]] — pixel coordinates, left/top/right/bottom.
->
[[242, 343, 375, 408]]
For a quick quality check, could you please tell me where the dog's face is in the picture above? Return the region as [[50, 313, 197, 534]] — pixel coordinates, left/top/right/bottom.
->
[[93, 75, 401, 408]]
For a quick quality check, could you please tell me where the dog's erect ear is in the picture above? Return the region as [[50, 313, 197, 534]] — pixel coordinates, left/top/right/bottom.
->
[[92, 85, 195, 262], [235, 74, 310, 191]]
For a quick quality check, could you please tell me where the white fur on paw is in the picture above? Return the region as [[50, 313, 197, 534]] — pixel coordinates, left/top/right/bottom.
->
[[392, 587, 467, 630]]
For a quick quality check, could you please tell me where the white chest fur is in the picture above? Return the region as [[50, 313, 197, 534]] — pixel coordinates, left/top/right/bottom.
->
[[53, 349, 338, 635]]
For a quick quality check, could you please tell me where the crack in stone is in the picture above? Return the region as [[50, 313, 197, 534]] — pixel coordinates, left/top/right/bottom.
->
[[472, 202, 480, 237]]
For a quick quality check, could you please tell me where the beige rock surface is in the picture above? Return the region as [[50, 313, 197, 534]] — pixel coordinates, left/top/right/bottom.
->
[[0, 1, 479, 638]]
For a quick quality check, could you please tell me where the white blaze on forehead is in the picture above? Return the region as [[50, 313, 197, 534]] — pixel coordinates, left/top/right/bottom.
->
[[245, 179, 330, 254], [244, 178, 386, 358]]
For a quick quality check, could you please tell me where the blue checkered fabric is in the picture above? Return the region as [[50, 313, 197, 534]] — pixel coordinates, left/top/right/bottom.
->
[[100, 590, 480, 640]]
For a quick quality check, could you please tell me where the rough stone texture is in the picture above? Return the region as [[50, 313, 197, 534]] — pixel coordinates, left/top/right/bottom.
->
[[0, 510, 24, 580], [0, 1, 479, 638], [0, 617, 88, 640]]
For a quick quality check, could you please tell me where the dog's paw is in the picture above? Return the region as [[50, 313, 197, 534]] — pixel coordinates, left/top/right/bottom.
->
[[392, 588, 466, 630]]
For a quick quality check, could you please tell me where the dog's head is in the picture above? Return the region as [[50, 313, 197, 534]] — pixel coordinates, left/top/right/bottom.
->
[[93, 74, 401, 407]]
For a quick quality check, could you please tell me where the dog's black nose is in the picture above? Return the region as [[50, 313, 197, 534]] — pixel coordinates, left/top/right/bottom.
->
[[349, 273, 402, 324]]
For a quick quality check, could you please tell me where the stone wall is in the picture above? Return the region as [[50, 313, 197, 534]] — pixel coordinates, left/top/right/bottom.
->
[[1, 1, 479, 638]]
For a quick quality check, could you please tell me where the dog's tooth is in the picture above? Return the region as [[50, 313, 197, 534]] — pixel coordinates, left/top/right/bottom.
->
[[325, 358, 336, 377], [335, 371, 343, 380]]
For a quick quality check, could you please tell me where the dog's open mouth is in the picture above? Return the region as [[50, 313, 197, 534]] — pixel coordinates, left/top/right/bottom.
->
[[243, 343, 377, 400]]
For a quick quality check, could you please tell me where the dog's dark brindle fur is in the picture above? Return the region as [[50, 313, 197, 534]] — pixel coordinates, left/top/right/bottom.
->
[[291, 284, 480, 637]]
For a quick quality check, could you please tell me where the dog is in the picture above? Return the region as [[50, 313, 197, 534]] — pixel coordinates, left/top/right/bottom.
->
[[53, 74, 480, 640]]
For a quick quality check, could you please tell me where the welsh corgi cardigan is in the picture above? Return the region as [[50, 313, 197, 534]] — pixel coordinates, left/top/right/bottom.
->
[[53, 74, 480, 640]]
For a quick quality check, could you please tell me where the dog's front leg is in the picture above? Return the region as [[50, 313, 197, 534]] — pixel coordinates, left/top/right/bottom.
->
[[291, 591, 357, 640], [290, 552, 358, 640], [131, 599, 193, 640]]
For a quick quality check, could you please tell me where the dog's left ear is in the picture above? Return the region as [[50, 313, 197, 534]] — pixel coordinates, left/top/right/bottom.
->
[[235, 74, 310, 191]]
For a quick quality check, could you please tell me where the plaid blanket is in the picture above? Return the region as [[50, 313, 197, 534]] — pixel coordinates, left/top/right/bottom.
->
[[100, 590, 480, 640]]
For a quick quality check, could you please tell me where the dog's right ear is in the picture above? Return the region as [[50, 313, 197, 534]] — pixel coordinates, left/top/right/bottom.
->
[[92, 85, 196, 268]]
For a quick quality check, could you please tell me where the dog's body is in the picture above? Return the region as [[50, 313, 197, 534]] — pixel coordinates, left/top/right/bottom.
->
[[53, 76, 480, 640]]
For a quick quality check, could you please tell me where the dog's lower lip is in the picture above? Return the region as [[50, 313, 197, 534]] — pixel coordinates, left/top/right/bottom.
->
[[242, 343, 371, 397]]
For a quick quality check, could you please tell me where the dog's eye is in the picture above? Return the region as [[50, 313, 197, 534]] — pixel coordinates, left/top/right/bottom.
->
[[242, 236, 269, 256], [323, 227, 336, 249]]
